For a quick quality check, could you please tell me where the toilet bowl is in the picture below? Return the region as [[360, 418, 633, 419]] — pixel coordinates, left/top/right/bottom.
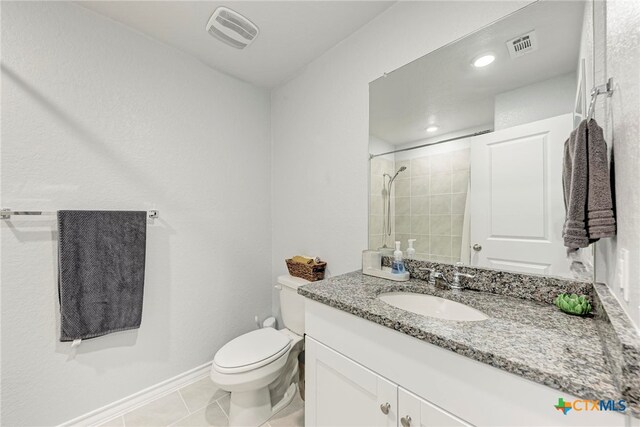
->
[[210, 275, 308, 426]]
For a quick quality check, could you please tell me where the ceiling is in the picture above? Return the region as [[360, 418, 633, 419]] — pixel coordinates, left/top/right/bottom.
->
[[78, 1, 395, 88], [369, 1, 585, 145]]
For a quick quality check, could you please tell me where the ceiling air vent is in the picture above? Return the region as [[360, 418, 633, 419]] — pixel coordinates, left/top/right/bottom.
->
[[506, 30, 538, 58], [206, 7, 259, 49]]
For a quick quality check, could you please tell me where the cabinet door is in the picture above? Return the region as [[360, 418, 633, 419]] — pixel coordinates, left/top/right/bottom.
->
[[398, 388, 472, 427], [305, 337, 397, 427]]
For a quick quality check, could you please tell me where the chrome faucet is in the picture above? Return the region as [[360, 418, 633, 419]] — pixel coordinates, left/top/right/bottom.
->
[[418, 262, 475, 290], [418, 267, 449, 286], [418, 267, 441, 286], [451, 262, 475, 290]]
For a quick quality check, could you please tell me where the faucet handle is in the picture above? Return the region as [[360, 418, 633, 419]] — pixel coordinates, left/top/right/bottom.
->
[[451, 262, 474, 289], [418, 267, 437, 279], [453, 262, 474, 277], [431, 271, 445, 279], [418, 267, 440, 286]]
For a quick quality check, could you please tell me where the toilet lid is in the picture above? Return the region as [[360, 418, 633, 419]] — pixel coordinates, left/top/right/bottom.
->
[[214, 328, 291, 373]]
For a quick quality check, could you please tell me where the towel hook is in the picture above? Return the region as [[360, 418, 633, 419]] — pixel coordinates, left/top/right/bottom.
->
[[587, 77, 614, 121]]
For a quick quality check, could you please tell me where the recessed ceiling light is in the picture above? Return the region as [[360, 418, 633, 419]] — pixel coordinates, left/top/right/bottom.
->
[[473, 54, 495, 68], [426, 126, 439, 133]]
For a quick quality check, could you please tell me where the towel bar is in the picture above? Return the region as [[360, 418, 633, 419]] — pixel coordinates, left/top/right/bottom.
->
[[1, 209, 159, 220]]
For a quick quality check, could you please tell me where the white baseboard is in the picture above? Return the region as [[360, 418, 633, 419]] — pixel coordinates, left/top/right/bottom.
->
[[59, 361, 213, 427]]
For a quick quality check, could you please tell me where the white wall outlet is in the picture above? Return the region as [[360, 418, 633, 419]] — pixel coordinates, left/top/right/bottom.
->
[[617, 249, 630, 302]]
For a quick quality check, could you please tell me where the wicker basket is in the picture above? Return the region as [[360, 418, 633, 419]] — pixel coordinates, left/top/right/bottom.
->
[[286, 259, 327, 282]]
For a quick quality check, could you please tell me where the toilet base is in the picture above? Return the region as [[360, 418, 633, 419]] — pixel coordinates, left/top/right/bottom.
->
[[229, 387, 272, 426], [271, 383, 298, 415], [228, 383, 299, 427]]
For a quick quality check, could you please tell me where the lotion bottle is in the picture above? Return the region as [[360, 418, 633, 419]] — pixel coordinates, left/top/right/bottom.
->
[[391, 241, 406, 274], [406, 239, 416, 258]]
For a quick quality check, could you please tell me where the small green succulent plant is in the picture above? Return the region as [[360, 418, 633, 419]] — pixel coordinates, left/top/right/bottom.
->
[[554, 293, 592, 316]]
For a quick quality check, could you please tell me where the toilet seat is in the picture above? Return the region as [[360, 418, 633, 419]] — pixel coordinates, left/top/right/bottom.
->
[[213, 328, 291, 374]]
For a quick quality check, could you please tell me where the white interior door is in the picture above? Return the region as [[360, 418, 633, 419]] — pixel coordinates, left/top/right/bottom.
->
[[470, 113, 573, 277], [305, 337, 397, 427]]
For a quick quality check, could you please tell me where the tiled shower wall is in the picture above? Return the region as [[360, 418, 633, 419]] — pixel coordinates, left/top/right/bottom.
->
[[394, 148, 470, 263], [369, 156, 396, 250]]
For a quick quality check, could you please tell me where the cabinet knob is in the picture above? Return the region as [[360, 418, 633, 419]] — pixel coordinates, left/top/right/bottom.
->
[[380, 402, 391, 415], [472, 244, 482, 252], [401, 415, 412, 427]]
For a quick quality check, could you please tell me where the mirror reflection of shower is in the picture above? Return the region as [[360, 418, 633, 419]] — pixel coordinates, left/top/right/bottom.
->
[[381, 166, 406, 247]]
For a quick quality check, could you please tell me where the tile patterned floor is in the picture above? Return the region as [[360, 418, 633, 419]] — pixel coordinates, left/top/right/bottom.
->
[[97, 377, 304, 427]]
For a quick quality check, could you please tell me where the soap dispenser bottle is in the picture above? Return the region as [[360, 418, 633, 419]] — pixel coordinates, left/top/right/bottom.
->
[[406, 239, 416, 258], [391, 241, 406, 274]]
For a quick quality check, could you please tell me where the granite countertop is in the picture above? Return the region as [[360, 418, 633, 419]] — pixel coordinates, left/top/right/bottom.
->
[[298, 270, 622, 404]]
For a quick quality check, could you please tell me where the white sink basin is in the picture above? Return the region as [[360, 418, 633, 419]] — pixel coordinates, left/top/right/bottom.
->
[[377, 292, 489, 321]]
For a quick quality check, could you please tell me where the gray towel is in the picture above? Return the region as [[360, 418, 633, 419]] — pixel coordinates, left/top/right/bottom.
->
[[562, 119, 616, 249], [585, 120, 616, 238], [58, 210, 147, 341]]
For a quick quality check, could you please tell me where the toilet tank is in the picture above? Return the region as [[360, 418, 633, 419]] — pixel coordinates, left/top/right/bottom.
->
[[277, 275, 308, 335]]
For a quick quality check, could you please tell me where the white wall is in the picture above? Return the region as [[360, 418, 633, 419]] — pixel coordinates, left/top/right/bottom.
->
[[1, 2, 272, 425], [369, 135, 394, 158], [595, 0, 640, 328], [271, 1, 532, 315], [494, 72, 577, 130]]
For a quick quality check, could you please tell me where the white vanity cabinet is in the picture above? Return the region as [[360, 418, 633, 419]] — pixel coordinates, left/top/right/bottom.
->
[[305, 337, 397, 426], [304, 299, 627, 427], [398, 388, 471, 427], [306, 336, 469, 427]]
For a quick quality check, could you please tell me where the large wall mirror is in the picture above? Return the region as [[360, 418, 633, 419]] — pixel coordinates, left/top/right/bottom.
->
[[368, 1, 592, 280]]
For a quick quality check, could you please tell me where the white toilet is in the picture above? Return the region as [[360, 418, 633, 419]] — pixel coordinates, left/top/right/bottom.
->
[[210, 275, 307, 426]]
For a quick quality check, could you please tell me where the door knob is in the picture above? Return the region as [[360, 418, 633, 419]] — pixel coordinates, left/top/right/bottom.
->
[[380, 402, 391, 414], [472, 244, 482, 252], [401, 415, 412, 427]]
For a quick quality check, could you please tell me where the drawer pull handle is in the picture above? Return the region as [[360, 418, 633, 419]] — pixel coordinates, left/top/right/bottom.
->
[[380, 402, 391, 414], [401, 415, 412, 427]]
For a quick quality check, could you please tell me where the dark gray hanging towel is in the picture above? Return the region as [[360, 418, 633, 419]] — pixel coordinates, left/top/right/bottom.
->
[[585, 119, 616, 239], [562, 119, 616, 250], [58, 210, 147, 341], [563, 120, 590, 248]]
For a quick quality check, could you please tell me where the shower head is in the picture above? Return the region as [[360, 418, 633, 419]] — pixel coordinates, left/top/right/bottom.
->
[[384, 166, 407, 184], [391, 166, 406, 179]]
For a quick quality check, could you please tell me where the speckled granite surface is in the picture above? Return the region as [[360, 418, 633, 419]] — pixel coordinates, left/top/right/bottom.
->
[[593, 282, 640, 412], [299, 270, 640, 416], [382, 256, 593, 304]]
